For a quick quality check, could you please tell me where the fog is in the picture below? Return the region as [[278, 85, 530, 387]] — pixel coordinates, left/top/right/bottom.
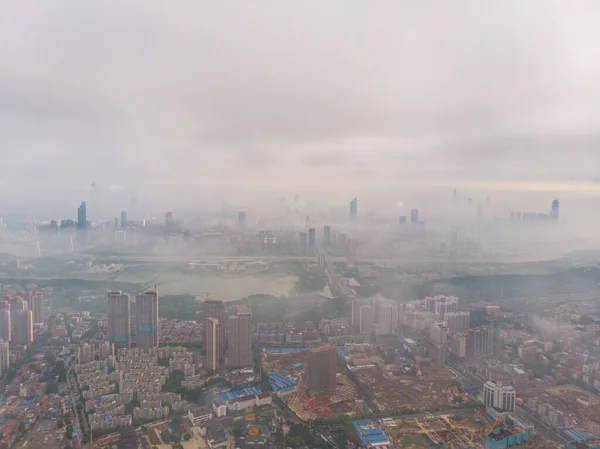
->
[[1, 1, 600, 218]]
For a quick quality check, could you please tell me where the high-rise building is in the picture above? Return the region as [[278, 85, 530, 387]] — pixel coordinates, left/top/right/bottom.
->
[[323, 225, 331, 247], [308, 228, 316, 250], [399, 216, 407, 225], [466, 326, 493, 359], [359, 305, 372, 334], [203, 300, 226, 357], [445, 312, 470, 333], [483, 381, 516, 412], [7, 297, 27, 341], [0, 339, 9, 375], [135, 291, 159, 351], [350, 198, 357, 220], [0, 301, 11, 342], [410, 208, 419, 226], [206, 317, 220, 372], [227, 310, 252, 367], [107, 291, 131, 350], [449, 333, 467, 359], [550, 199, 559, 221], [429, 321, 448, 345], [24, 291, 44, 325], [121, 211, 128, 228], [238, 212, 246, 226], [299, 232, 307, 251], [77, 201, 87, 229], [77, 342, 94, 365], [13, 310, 33, 345], [165, 212, 173, 228], [307, 345, 336, 395]]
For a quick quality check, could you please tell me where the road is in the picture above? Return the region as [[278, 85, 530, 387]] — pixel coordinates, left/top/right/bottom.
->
[[66, 360, 89, 443], [514, 406, 569, 446], [320, 249, 357, 299]]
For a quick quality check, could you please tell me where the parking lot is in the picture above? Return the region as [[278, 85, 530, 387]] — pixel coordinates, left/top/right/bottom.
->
[[17, 419, 63, 449]]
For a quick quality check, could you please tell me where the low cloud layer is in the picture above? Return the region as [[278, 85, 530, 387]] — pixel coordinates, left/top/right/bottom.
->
[[2, 1, 600, 213]]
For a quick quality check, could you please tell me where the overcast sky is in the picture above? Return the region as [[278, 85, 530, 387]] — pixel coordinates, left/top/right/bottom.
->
[[2, 1, 600, 214]]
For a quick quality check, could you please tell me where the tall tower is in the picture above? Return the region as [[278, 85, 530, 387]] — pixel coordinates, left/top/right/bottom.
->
[[77, 201, 87, 230], [206, 317, 220, 372], [0, 339, 9, 375], [307, 345, 336, 395], [550, 199, 560, 221], [24, 291, 44, 325], [107, 291, 131, 350], [323, 225, 331, 247], [227, 310, 252, 368], [120, 211, 128, 228], [13, 310, 33, 345], [135, 290, 159, 351], [203, 300, 226, 357], [349, 198, 357, 220], [410, 208, 419, 226], [0, 301, 11, 342]]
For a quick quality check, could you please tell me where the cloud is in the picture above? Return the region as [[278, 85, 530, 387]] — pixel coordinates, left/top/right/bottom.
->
[[1, 1, 600, 212]]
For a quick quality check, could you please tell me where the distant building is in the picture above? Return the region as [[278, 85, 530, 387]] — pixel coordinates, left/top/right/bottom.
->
[[550, 199, 559, 221], [410, 208, 419, 226], [307, 345, 336, 395], [165, 212, 173, 228], [24, 291, 44, 325], [429, 321, 448, 345], [227, 310, 252, 368], [107, 291, 131, 350], [13, 310, 33, 345], [350, 198, 357, 220], [0, 339, 9, 375], [8, 297, 27, 341], [204, 300, 226, 357], [483, 381, 515, 412], [206, 317, 220, 372], [449, 333, 467, 359], [399, 215, 407, 225], [0, 301, 11, 342], [445, 311, 470, 333], [238, 211, 246, 226], [359, 305, 372, 334], [299, 232, 308, 251], [135, 291, 159, 351], [308, 228, 316, 250], [120, 210, 128, 228], [323, 225, 331, 246], [466, 326, 493, 359], [77, 201, 87, 229]]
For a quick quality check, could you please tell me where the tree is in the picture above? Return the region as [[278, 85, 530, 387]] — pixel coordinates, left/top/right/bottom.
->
[[45, 352, 57, 366], [18, 422, 26, 436], [57, 419, 64, 429], [46, 382, 58, 394], [65, 424, 73, 439]]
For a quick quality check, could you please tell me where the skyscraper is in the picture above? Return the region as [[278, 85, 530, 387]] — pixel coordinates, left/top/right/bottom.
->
[[359, 305, 372, 334], [308, 228, 316, 250], [410, 208, 419, 226], [165, 212, 173, 228], [77, 201, 87, 229], [550, 199, 559, 221], [107, 291, 131, 350], [24, 291, 44, 325], [121, 211, 128, 228], [206, 317, 220, 372], [238, 211, 247, 226], [0, 301, 11, 342], [13, 310, 33, 345], [135, 291, 159, 351], [350, 198, 357, 220], [0, 339, 9, 375], [323, 225, 331, 246], [307, 345, 336, 395], [7, 297, 27, 341], [227, 310, 252, 367], [203, 300, 226, 357]]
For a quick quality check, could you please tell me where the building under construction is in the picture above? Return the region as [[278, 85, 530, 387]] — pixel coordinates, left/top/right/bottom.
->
[[307, 345, 336, 395]]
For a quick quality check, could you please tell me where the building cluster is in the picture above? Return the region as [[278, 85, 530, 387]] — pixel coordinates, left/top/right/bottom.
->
[[106, 289, 159, 351], [525, 397, 566, 427], [253, 321, 320, 345], [0, 292, 45, 346]]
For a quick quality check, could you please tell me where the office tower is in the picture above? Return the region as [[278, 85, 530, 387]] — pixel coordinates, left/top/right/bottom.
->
[[13, 310, 33, 345], [308, 228, 316, 250], [0, 339, 9, 375], [135, 291, 159, 351], [0, 301, 10, 342], [206, 317, 220, 372], [349, 198, 357, 220], [483, 381, 516, 412], [203, 300, 226, 357], [165, 212, 173, 228], [227, 310, 252, 367], [107, 291, 131, 350], [323, 225, 331, 247], [238, 211, 247, 226], [307, 345, 336, 395], [24, 291, 44, 325], [445, 312, 470, 333], [299, 232, 307, 251], [121, 211, 128, 228], [359, 305, 372, 334], [77, 201, 87, 229], [410, 208, 419, 226], [550, 199, 559, 221]]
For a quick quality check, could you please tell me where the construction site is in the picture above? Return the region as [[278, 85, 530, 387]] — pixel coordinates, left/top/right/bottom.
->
[[383, 410, 550, 449], [354, 363, 462, 411]]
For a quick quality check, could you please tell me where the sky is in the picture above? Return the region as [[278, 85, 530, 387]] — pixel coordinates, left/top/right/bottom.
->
[[2, 1, 600, 216]]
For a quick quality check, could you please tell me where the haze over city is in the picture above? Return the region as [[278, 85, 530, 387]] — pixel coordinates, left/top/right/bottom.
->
[[2, 3, 600, 449]]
